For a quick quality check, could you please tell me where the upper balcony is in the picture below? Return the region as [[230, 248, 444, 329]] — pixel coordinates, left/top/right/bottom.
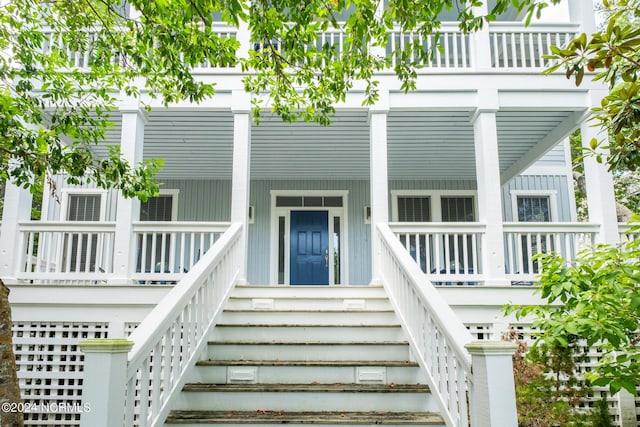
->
[[45, 21, 579, 76]]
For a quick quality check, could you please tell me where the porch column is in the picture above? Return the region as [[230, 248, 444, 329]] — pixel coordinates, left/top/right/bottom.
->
[[231, 90, 251, 284], [369, 92, 389, 284], [109, 100, 146, 284], [580, 110, 619, 245], [568, 0, 597, 35], [472, 90, 509, 286], [0, 183, 33, 283]]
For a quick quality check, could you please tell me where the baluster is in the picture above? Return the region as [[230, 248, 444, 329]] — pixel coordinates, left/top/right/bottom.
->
[[519, 32, 526, 68], [25, 232, 35, 273], [84, 232, 94, 272], [124, 375, 137, 426], [150, 233, 158, 273], [150, 341, 163, 417], [169, 232, 177, 273], [472, 233, 479, 275], [138, 359, 151, 427], [76, 233, 85, 273], [501, 33, 509, 68], [457, 364, 469, 426], [435, 35, 442, 67], [447, 350, 456, 415], [159, 233, 167, 273], [179, 234, 186, 273], [510, 32, 517, 68], [460, 33, 468, 67], [528, 32, 535, 68], [451, 32, 459, 67], [140, 232, 148, 275], [444, 32, 450, 67], [526, 234, 534, 273], [491, 32, 499, 67], [426, 35, 433, 67], [189, 232, 196, 268], [462, 233, 469, 275]]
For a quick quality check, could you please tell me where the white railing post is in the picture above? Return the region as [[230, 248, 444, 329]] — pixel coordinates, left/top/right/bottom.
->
[[79, 339, 133, 427], [465, 341, 518, 427], [369, 92, 390, 284], [0, 183, 33, 283], [472, 92, 509, 286], [110, 99, 147, 285], [471, 4, 491, 70]]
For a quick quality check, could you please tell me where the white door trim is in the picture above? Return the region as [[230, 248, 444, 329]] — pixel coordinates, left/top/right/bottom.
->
[[269, 190, 349, 285]]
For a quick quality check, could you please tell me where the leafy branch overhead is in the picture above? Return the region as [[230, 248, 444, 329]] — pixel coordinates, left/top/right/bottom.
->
[[1, 0, 553, 195], [543, 0, 640, 171]]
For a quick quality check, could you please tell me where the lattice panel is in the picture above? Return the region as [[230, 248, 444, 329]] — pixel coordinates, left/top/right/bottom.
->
[[465, 323, 492, 341], [509, 323, 622, 427], [124, 322, 140, 337], [13, 322, 109, 426]]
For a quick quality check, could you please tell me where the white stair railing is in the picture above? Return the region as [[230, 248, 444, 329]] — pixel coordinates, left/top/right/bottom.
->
[[79, 223, 243, 427], [377, 223, 473, 427], [377, 223, 518, 427]]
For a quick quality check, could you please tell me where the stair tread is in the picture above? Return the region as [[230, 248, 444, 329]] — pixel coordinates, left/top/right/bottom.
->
[[215, 323, 401, 327], [209, 341, 409, 345], [197, 360, 419, 367], [165, 410, 443, 425], [183, 383, 430, 393], [223, 309, 395, 313]]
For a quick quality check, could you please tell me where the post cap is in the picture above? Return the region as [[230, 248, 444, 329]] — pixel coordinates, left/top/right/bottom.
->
[[79, 339, 134, 354], [465, 340, 517, 356]]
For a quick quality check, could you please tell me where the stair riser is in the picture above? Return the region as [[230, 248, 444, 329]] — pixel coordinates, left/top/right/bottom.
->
[[219, 311, 398, 325], [175, 391, 435, 412], [206, 344, 411, 361], [210, 326, 405, 342], [187, 365, 425, 385], [230, 286, 388, 300], [226, 298, 392, 311], [164, 422, 446, 427]]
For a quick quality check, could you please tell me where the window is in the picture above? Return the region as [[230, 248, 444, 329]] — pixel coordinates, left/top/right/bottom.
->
[[63, 192, 105, 272], [138, 191, 178, 275], [441, 197, 475, 222], [397, 196, 431, 222], [140, 195, 174, 221], [516, 196, 551, 222]]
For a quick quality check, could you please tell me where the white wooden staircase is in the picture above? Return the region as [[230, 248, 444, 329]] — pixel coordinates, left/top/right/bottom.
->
[[163, 285, 446, 426]]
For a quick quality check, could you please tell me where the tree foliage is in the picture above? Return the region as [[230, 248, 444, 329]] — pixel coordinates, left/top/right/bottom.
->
[[506, 228, 640, 396], [544, 0, 640, 171], [0, 0, 555, 195]]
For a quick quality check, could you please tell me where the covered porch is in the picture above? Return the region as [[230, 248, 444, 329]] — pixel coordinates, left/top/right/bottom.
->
[[0, 87, 619, 287]]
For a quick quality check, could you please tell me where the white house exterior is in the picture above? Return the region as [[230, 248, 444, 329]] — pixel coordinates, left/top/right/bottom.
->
[[1, 1, 638, 426]]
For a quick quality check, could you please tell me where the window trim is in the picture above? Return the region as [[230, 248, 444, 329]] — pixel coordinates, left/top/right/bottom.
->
[[60, 189, 107, 221], [510, 190, 558, 222], [391, 190, 477, 222]]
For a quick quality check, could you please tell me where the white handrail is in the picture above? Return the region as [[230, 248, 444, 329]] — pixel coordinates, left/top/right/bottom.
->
[[123, 222, 243, 427], [376, 222, 473, 427]]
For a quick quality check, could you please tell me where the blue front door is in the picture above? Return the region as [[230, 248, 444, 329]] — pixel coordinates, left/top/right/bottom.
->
[[290, 211, 329, 285]]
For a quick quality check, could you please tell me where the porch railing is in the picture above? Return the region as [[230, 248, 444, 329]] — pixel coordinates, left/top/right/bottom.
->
[[131, 221, 230, 284], [377, 223, 473, 427], [488, 23, 579, 70], [503, 222, 598, 283], [41, 23, 580, 73], [122, 222, 243, 426], [390, 222, 484, 285], [387, 24, 472, 69], [16, 221, 116, 283]]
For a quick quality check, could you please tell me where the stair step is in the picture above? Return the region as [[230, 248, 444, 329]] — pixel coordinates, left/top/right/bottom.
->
[[226, 296, 392, 311], [205, 342, 411, 361], [189, 359, 424, 384], [183, 383, 429, 393], [231, 285, 387, 299], [165, 410, 445, 426], [210, 324, 405, 342], [175, 383, 435, 412], [219, 310, 398, 325]]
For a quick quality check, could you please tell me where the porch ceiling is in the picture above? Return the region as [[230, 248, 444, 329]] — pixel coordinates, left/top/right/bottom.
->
[[98, 108, 575, 181]]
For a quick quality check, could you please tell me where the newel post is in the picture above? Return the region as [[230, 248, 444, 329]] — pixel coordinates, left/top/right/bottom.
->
[[465, 341, 518, 427], [79, 339, 133, 427]]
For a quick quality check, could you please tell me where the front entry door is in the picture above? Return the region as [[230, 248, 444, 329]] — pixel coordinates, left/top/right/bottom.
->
[[290, 211, 329, 285]]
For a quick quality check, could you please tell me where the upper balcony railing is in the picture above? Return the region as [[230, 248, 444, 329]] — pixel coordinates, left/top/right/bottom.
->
[[40, 22, 579, 74]]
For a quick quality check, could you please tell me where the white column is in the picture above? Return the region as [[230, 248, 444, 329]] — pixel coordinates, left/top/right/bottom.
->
[[0, 183, 33, 283], [369, 92, 389, 284], [581, 121, 619, 244], [472, 90, 509, 286], [568, 0, 597, 35], [231, 90, 251, 284], [465, 341, 518, 427], [109, 102, 146, 284], [79, 339, 133, 427]]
